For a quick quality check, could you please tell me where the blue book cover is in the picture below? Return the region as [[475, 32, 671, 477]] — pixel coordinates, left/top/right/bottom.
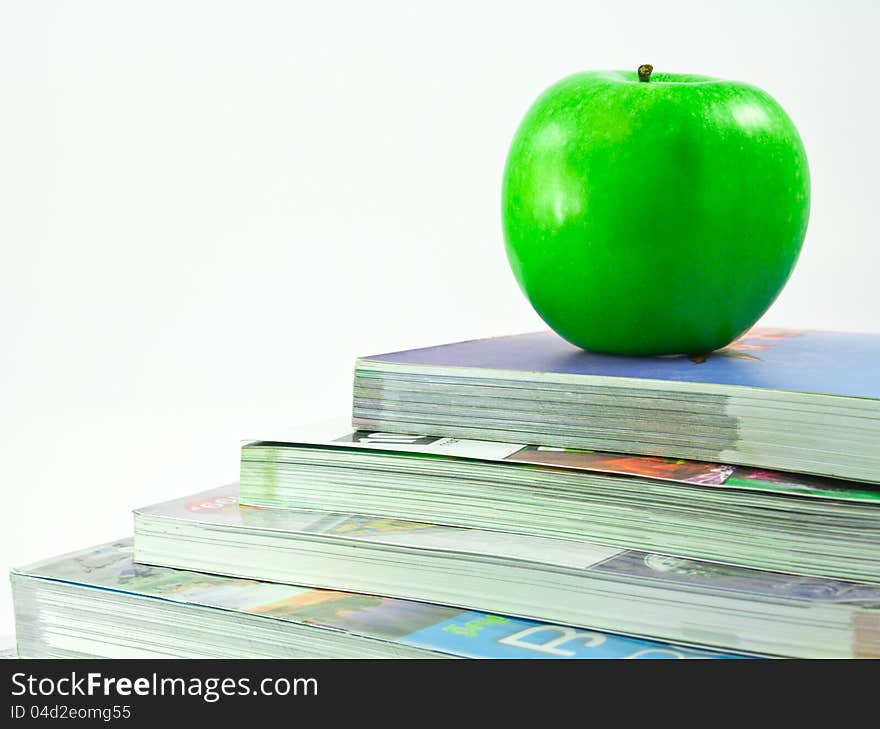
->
[[362, 328, 880, 399], [401, 611, 736, 659]]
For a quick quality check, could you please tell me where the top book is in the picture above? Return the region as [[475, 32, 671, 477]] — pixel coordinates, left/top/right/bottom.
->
[[353, 328, 880, 484]]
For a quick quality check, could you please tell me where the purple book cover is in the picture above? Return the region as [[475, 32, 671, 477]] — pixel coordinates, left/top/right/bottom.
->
[[361, 328, 880, 399]]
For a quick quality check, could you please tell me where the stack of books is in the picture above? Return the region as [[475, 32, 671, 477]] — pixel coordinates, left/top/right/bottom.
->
[[11, 328, 880, 658]]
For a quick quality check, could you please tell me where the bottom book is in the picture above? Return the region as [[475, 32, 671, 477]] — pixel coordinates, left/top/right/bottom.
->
[[10, 540, 739, 659]]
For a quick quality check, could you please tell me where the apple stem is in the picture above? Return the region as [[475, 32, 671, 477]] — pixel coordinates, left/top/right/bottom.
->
[[638, 64, 653, 82]]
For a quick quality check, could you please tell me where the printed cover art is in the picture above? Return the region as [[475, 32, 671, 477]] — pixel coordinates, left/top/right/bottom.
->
[[591, 551, 880, 607], [139, 485, 880, 607], [245, 422, 880, 502], [359, 328, 880, 399], [400, 611, 736, 659], [14, 540, 731, 659]]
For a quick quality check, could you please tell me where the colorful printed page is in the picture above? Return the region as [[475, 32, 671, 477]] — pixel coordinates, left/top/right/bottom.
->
[[247, 421, 880, 503], [14, 540, 732, 659], [359, 328, 880, 399], [138, 486, 880, 607]]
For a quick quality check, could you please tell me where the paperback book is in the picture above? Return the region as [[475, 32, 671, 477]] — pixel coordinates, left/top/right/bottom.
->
[[11, 540, 729, 660], [352, 328, 880, 483], [134, 485, 880, 658], [239, 421, 880, 582]]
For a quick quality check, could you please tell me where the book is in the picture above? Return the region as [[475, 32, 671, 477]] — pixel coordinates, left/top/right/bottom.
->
[[10, 540, 732, 660], [239, 421, 880, 583], [133, 485, 880, 658], [352, 328, 880, 483]]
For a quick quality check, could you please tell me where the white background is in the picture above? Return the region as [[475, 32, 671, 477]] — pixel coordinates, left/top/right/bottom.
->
[[1, 1, 879, 634]]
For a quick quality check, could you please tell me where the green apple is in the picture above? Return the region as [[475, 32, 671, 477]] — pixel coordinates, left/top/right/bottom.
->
[[502, 65, 810, 356]]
